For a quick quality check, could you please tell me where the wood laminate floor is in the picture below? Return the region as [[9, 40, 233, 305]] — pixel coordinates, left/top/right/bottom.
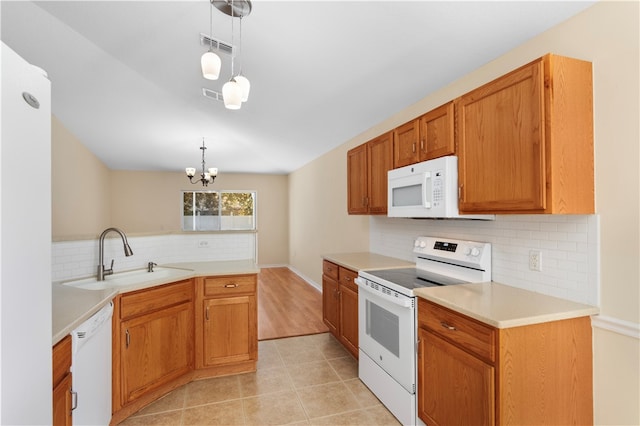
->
[[257, 267, 329, 341]]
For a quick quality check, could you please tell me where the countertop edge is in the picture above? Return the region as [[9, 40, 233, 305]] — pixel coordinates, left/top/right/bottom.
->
[[52, 260, 260, 345], [415, 282, 600, 329], [322, 252, 414, 272]]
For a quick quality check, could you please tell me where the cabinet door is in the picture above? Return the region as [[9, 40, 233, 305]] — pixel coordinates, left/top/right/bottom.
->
[[418, 328, 495, 426], [367, 132, 393, 214], [456, 59, 546, 213], [338, 281, 358, 358], [203, 295, 257, 366], [347, 144, 368, 214], [120, 302, 193, 404], [53, 335, 72, 426], [419, 102, 455, 161], [322, 275, 339, 335], [393, 119, 419, 168], [52, 373, 72, 426]]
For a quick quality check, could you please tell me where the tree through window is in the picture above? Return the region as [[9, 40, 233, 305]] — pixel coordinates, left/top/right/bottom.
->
[[182, 190, 256, 231]]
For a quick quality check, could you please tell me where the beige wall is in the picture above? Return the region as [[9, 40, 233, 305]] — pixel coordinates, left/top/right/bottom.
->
[[110, 171, 289, 265], [288, 1, 639, 424], [52, 121, 289, 265], [52, 116, 111, 239]]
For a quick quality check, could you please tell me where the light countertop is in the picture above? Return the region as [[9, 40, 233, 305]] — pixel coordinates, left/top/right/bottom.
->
[[52, 260, 260, 345], [323, 252, 414, 271], [414, 281, 599, 329]]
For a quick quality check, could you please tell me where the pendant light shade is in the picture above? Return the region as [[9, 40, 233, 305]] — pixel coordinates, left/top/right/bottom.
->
[[234, 74, 250, 102], [201, 51, 221, 80], [222, 78, 243, 109]]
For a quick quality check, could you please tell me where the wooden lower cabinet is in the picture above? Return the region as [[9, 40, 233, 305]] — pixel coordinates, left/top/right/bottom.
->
[[322, 260, 358, 358], [52, 335, 73, 426], [111, 279, 195, 424], [195, 274, 258, 375], [417, 298, 593, 425], [120, 301, 193, 403]]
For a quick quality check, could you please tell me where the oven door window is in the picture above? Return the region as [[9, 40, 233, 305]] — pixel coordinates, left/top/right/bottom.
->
[[366, 300, 399, 357]]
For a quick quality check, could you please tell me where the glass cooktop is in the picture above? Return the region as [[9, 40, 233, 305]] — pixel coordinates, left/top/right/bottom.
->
[[361, 267, 467, 291]]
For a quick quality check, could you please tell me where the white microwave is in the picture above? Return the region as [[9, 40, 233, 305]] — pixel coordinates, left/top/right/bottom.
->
[[387, 156, 493, 219]]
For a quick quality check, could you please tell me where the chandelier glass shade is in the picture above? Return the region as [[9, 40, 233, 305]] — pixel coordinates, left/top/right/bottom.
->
[[222, 78, 243, 109], [201, 0, 221, 80], [186, 139, 218, 186], [201, 51, 221, 80]]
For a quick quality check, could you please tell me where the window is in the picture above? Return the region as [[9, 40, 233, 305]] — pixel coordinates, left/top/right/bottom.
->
[[182, 190, 256, 231]]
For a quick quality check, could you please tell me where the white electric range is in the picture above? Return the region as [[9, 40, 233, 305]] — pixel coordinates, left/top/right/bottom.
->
[[355, 236, 491, 425]]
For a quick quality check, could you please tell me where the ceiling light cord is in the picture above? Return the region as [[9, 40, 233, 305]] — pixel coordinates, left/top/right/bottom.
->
[[222, 0, 243, 109]]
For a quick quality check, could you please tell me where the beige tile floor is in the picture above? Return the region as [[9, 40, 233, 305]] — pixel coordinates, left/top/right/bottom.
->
[[118, 333, 401, 425]]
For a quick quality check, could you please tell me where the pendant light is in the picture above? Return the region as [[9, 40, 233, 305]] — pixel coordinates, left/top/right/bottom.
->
[[234, 14, 250, 102], [201, 1, 221, 80], [222, 0, 243, 109]]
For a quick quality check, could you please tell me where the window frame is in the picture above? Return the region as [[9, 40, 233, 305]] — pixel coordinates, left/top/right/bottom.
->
[[181, 190, 257, 232]]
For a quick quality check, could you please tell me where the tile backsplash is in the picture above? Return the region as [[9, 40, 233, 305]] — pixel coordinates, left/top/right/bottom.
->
[[370, 215, 599, 306], [52, 233, 256, 282]]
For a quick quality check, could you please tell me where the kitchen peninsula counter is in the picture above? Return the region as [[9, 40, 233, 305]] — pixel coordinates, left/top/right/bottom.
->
[[322, 252, 414, 271], [52, 259, 260, 345], [414, 281, 599, 328]]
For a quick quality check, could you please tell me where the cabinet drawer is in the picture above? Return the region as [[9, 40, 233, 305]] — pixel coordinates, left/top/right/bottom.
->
[[203, 274, 256, 297], [418, 299, 495, 363], [323, 260, 339, 280], [338, 266, 358, 292], [120, 279, 194, 320], [52, 335, 72, 388]]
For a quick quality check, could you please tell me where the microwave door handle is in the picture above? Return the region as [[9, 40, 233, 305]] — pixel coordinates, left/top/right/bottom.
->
[[423, 171, 432, 209]]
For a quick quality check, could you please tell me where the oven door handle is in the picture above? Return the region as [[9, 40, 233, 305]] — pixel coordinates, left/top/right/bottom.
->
[[355, 277, 413, 308]]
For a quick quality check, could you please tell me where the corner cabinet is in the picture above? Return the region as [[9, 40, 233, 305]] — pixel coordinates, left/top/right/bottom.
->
[[347, 131, 393, 215], [456, 54, 594, 214], [322, 260, 358, 358], [194, 274, 258, 376], [52, 335, 73, 426], [112, 280, 194, 422], [393, 102, 455, 168], [417, 298, 593, 425]]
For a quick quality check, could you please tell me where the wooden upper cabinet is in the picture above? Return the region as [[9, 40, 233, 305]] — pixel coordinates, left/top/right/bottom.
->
[[456, 54, 594, 214], [347, 131, 393, 215], [347, 144, 368, 214], [419, 102, 455, 161], [367, 132, 394, 214], [393, 102, 455, 168], [393, 120, 420, 168]]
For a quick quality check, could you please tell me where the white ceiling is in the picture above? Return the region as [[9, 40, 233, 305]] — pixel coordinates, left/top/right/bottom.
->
[[1, 1, 595, 174]]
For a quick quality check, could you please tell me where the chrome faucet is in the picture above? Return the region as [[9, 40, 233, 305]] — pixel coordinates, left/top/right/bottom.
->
[[97, 227, 133, 281]]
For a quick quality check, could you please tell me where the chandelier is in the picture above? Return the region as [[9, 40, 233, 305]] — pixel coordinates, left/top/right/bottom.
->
[[185, 139, 218, 186], [200, 0, 252, 110]]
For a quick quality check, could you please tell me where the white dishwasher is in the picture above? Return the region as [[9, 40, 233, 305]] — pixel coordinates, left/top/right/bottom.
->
[[72, 301, 113, 426]]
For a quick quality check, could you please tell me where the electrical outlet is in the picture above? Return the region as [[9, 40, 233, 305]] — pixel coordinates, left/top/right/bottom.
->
[[198, 240, 209, 248], [529, 250, 542, 271]]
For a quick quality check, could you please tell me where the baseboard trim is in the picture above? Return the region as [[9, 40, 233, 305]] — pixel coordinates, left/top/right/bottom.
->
[[286, 265, 321, 291], [592, 315, 640, 339]]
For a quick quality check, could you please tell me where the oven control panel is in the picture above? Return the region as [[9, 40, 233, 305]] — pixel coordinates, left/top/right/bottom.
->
[[413, 236, 491, 272]]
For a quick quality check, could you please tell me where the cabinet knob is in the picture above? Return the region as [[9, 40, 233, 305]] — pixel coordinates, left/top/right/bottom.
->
[[224, 283, 238, 288]]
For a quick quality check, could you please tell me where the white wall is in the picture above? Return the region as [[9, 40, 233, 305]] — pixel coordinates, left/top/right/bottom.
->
[[0, 42, 52, 424]]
